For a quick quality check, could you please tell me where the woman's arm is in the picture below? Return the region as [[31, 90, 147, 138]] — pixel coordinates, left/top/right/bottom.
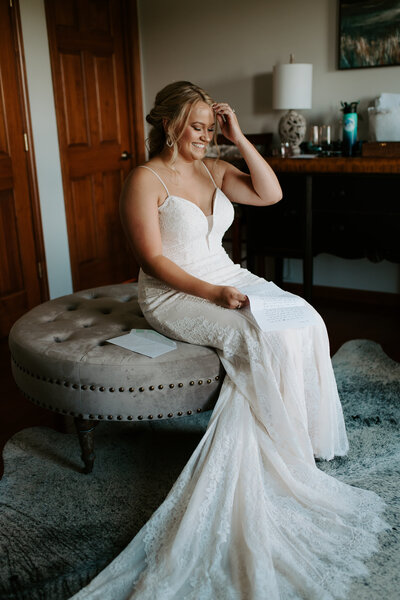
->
[[120, 167, 248, 309], [211, 102, 282, 207]]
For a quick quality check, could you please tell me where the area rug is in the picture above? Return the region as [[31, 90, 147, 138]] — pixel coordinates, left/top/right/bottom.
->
[[0, 340, 399, 600]]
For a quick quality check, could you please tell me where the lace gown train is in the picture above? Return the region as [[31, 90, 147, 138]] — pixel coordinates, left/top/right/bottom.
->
[[70, 164, 387, 600]]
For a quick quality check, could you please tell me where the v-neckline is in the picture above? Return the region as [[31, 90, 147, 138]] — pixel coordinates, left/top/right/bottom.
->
[[160, 187, 219, 219]]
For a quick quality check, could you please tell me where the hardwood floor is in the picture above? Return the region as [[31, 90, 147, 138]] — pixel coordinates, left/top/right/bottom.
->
[[1, 293, 399, 478]]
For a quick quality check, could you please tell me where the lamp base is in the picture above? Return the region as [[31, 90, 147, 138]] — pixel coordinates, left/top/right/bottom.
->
[[278, 110, 306, 155]]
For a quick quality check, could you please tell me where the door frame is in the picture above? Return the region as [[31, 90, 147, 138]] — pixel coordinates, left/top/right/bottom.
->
[[10, 0, 49, 302]]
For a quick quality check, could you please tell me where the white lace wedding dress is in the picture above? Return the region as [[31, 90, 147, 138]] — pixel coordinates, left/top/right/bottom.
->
[[71, 163, 387, 600]]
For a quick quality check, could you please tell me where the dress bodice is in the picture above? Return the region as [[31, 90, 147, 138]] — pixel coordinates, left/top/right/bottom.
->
[[157, 188, 234, 268]]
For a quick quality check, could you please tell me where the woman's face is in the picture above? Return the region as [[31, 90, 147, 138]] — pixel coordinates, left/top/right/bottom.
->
[[177, 101, 215, 161]]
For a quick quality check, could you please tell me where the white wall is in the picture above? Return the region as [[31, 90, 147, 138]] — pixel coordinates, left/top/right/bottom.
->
[[138, 0, 400, 293], [19, 0, 73, 299]]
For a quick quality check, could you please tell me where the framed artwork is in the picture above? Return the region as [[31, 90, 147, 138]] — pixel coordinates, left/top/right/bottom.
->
[[338, 0, 400, 69]]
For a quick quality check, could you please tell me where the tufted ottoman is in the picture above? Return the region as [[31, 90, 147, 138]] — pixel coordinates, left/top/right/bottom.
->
[[9, 283, 224, 473]]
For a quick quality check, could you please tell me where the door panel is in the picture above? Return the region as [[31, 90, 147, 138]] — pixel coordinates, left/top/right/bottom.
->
[[0, 0, 44, 336], [46, 0, 144, 290]]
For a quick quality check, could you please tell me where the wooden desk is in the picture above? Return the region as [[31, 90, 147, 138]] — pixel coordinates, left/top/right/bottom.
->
[[244, 157, 400, 301]]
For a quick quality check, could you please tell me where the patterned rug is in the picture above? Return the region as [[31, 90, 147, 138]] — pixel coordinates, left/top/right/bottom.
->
[[0, 340, 399, 600]]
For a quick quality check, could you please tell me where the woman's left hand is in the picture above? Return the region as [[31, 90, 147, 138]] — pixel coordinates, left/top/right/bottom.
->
[[212, 102, 244, 145]]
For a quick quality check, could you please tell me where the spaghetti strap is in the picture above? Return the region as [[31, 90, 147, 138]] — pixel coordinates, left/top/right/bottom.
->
[[201, 161, 218, 188], [138, 165, 170, 197]]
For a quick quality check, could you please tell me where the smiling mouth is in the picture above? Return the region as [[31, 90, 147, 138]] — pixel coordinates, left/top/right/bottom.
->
[[192, 143, 206, 149]]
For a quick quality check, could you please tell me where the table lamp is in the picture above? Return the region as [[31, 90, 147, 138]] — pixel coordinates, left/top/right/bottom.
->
[[273, 56, 313, 155]]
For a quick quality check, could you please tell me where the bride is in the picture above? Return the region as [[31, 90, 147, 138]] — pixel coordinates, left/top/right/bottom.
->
[[70, 81, 386, 599]]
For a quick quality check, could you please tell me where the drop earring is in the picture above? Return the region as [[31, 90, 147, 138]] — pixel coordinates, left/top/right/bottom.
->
[[166, 135, 173, 148]]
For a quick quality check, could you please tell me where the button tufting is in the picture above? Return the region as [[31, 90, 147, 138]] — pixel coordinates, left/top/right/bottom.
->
[[178, 383, 183, 387], [168, 413, 173, 418], [190, 381, 195, 386], [207, 379, 212, 384], [139, 387, 144, 392], [81, 385, 88, 390], [117, 415, 123, 420], [129, 387, 134, 392], [109, 387, 115, 392], [158, 413, 163, 418], [99, 386, 105, 392], [148, 415, 153, 419], [90, 385, 96, 391], [198, 380, 203, 385], [149, 385, 154, 390], [187, 410, 192, 415], [169, 383, 174, 389], [107, 415, 113, 420], [158, 384, 164, 389], [127, 415, 133, 420], [197, 408, 202, 413], [177, 411, 183, 416], [138, 415, 143, 420], [119, 387, 124, 392]]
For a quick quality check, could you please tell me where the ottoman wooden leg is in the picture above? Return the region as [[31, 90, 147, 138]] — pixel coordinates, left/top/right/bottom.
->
[[74, 418, 99, 474]]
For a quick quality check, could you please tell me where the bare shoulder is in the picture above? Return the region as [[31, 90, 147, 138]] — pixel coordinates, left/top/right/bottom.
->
[[203, 157, 232, 187], [121, 162, 165, 208]]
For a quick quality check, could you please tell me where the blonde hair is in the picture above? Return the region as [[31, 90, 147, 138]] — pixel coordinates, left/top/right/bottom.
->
[[146, 81, 217, 160]]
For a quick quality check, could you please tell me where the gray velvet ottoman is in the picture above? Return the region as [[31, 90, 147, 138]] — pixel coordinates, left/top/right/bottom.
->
[[9, 283, 224, 473]]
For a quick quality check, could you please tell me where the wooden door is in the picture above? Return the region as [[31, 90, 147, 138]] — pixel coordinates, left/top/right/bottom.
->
[[0, 0, 46, 337], [45, 0, 144, 290]]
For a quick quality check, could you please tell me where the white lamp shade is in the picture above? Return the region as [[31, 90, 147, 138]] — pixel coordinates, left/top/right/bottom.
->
[[273, 63, 313, 110]]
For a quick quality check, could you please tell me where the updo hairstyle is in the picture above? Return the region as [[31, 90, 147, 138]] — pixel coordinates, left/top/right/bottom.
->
[[146, 81, 217, 160]]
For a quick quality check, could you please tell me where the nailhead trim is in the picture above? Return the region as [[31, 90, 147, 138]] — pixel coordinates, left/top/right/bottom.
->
[[11, 357, 220, 422], [11, 359, 220, 396]]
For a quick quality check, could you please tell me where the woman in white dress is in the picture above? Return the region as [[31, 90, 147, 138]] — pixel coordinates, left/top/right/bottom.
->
[[71, 81, 386, 600]]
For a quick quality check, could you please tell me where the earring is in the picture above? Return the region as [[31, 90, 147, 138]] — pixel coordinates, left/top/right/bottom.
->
[[166, 135, 173, 148]]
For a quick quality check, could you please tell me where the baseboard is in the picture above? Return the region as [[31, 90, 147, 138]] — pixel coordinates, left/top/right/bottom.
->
[[283, 283, 400, 308]]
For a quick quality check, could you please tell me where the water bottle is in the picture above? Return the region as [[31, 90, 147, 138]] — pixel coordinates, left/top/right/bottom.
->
[[341, 101, 359, 156]]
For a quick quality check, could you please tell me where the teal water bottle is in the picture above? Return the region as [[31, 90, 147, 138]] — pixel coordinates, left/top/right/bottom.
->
[[341, 101, 359, 156]]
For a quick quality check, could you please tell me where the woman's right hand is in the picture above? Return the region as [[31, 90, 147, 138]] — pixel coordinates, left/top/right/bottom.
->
[[211, 285, 249, 310]]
